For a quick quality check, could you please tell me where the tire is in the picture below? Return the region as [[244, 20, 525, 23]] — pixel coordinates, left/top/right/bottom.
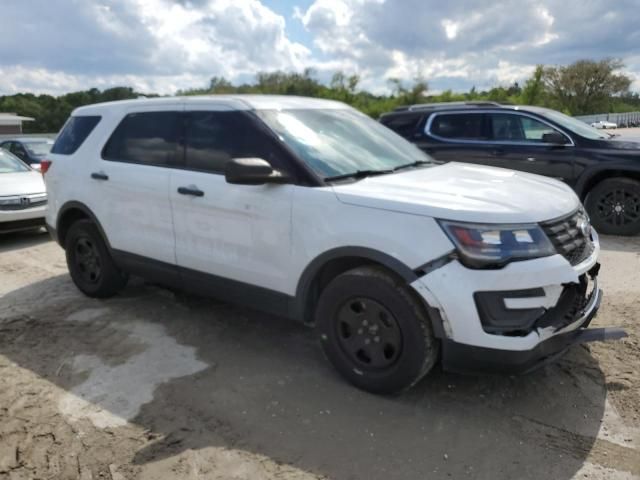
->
[[585, 177, 640, 236], [316, 266, 439, 394], [65, 219, 128, 297]]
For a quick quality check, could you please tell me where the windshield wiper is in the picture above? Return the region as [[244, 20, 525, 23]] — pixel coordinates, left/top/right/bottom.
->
[[324, 169, 394, 182], [392, 160, 432, 172]]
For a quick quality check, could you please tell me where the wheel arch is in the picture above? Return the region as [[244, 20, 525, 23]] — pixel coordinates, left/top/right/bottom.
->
[[56, 201, 111, 250], [292, 247, 419, 324], [577, 167, 640, 200]]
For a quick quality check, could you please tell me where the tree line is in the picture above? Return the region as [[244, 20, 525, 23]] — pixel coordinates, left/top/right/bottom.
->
[[1, 58, 638, 134]]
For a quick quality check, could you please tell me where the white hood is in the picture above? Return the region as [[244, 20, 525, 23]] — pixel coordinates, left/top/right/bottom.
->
[[0, 171, 46, 196], [331, 162, 580, 224]]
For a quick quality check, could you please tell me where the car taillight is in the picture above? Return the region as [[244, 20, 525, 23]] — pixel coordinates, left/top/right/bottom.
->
[[40, 159, 52, 175]]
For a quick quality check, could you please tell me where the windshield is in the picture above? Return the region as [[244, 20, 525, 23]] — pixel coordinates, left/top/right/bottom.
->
[[537, 109, 610, 140], [255, 108, 432, 179], [0, 150, 30, 173], [24, 141, 53, 156]]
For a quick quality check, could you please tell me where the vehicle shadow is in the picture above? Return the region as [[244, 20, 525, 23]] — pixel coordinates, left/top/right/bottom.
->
[[0, 275, 617, 480], [0, 228, 50, 254]]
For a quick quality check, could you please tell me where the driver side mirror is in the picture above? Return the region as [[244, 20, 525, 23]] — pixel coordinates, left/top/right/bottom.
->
[[225, 158, 289, 185], [542, 131, 568, 145]]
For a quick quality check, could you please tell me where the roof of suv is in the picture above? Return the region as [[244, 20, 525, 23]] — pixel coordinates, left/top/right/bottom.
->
[[387, 101, 546, 113], [73, 95, 351, 115], [379, 102, 557, 120]]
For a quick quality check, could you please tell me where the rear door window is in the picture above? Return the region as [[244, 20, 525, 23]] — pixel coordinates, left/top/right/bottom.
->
[[102, 111, 180, 167], [429, 113, 487, 140], [52, 116, 101, 155]]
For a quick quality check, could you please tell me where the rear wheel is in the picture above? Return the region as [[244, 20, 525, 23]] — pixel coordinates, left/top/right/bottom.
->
[[65, 220, 128, 297], [316, 266, 439, 394], [585, 178, 640, 236]]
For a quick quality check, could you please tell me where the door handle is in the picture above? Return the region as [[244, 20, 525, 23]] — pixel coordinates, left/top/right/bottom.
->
[[491, 148, 506, 156], [91, 171, 109, 181], [526, 157, 536, 162], [177, 186, 204, 197]]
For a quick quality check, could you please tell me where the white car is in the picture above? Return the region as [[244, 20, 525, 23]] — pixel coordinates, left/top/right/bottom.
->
[[590, 120, 617, 129], [43, 96, 625, 393], [0, 149, 47, 233]]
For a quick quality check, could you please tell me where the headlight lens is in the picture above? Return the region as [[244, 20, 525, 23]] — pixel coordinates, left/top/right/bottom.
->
[[439, 220, 556, 268]]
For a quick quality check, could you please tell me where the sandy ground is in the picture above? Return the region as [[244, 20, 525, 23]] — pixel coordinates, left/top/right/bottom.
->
[[0, 230, 638, 480]]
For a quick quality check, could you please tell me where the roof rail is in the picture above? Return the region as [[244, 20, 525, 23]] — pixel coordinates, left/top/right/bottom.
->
[[393, 101, 503, 112]]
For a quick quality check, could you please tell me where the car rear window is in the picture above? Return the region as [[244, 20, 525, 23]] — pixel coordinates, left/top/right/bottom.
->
[[51, 116, 101, 155]]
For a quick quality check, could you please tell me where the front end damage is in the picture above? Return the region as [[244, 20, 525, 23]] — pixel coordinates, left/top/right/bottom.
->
[[411, 229, 627, 374]]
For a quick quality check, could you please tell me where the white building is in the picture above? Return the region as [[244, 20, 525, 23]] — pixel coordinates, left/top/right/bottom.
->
[[0, 113, 35, 134]]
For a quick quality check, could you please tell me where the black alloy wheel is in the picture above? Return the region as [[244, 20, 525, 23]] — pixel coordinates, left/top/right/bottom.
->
[[586, 178, 640, 236]]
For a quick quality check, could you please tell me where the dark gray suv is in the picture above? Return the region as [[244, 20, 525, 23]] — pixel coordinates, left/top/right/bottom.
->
[[381, 102, 640, 236]]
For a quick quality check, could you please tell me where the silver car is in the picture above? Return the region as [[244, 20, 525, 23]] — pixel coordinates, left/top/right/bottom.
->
[[0, 149, 47, 233]]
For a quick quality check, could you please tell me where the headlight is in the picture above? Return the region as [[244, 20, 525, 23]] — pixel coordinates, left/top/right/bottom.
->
[[439, 220, 556, 269]]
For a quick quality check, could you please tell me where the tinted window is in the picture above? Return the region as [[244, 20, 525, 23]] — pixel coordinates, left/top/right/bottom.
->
[[430, 113, 486, 140], [103, 112, 180, 167], [185, 111, 285, 174], [381, 114, 423, 138], [10, 142, 27, 157], [52, 116, 101, 155], [489, 113, 558, 142]]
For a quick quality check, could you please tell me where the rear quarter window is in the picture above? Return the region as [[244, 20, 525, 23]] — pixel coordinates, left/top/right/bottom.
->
[[51, 116, 101, 155]]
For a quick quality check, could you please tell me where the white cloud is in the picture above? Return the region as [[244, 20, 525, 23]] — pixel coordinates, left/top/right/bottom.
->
[[0, 0, 310, 95], [0, 0, 639, 96]]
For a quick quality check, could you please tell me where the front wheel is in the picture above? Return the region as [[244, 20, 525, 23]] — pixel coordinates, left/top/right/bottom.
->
[[316, 266, 439, 394], [585, 178, 640, 236], [65, 219, 128, 297]]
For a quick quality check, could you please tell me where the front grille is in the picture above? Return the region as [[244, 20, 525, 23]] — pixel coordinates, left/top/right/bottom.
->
[[0, 199, 47, 211], [542, 209, 594, 266], [535, 274, 593, 331]]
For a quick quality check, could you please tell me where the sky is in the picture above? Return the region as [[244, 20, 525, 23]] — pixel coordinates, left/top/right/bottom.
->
[[0, 0, 639, 96]]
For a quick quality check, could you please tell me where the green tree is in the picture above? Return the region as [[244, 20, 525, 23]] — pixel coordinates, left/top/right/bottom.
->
[[520, 65, 545, 105], [543, 58, 632, 114]]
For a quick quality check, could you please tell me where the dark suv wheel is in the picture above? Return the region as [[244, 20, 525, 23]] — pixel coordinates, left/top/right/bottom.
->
[[316, 266, 439, 394], [585, 178, 640, 236], [65, 219, 128, 297]]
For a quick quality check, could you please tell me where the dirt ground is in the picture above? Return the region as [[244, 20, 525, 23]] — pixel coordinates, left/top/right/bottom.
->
[[0, 229, 638, 480]]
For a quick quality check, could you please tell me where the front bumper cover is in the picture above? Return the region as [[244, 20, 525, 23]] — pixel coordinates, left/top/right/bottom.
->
[[438, 284, 625, 374]]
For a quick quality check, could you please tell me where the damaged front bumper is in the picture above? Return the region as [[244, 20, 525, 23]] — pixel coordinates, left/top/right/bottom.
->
[[439, 275, 626, 374], [411, 231, 628, 374]]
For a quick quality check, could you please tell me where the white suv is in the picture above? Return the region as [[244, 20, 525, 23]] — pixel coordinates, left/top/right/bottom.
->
[[44, 95, 625, 393]]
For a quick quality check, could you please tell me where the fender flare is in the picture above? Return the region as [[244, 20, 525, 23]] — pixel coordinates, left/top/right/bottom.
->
[[575, 165, 640, 199], [291, 246, 419, 321], [56, 201, 112, 249]]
